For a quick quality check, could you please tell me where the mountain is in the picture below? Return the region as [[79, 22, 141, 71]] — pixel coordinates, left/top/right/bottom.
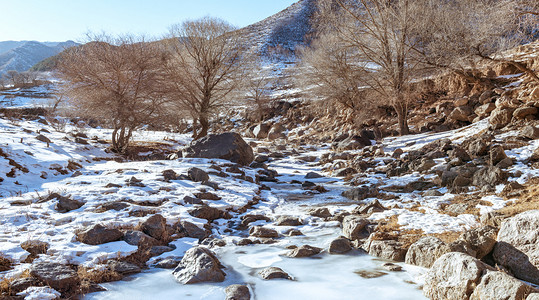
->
[[235, 0, 319, 60], [0, 40, 78, 74]]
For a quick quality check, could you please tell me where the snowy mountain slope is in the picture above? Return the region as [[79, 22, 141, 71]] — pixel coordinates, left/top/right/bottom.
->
[[0, 41, 78, 74]]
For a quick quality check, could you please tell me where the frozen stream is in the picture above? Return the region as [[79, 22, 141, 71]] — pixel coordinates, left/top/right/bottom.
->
[[86, 152, 426, 300]]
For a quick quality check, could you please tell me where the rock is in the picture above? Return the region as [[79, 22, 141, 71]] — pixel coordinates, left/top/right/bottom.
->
[[493, 210, 539, 285], [176, 221, 208, 240], [187, 167, 209, 183], [76, 224, 123, 245], [405, 236, 451, 268], [353, 199, 386, 215], [182, 132, 254, 166], [139, 214, 168, 240], [154, 256, 182, 269], [249, 226, 279, 238], [274, 216, 303, 226], [36, 134, 52, 144], [172, 247, 225, 284], [342, 186, 378, 201], [470, 271, 537, 300], [468, 138, 490, 158], [450, 106, 474, 122], [162, 169, 178, 181], [513, 106, 538, 120], [183, 195, 203, 205], [286, 245, 322, 258], [382, 262, 402, 272], [424, 252, 494, 300], [194, 191, 221, 201], [21, 240, 49, 256], [99, 201, 129, 211], [123, 230, 160, 248], [259, 267, 292, 280], [148, 245, 174, 257], [336, 135, 371, 151], [329, 237, 352, 254], [475, 103, 496, 117], [392, 148, 404, 158], [521, 126, 539, 140], [490, 108, 514, 128], [489, 145, 507, 166], [107, 260, 141, 275], [472, 166, 507, 189], [365, 240, 407, 262], [497, 157, 514, 169], [457, 225, 498, 259], [309, 207, 332, 218], [225, 284, 251, 300], [342, 215, 370, 241], [30, 262, 79, 292], [189, 206, 231, 221], [454, 97, 469, 107], [54, 196, 84, 213], [423, 190, 443, 197], [305, 172, 323, 179], [479, 90, 494, 104], [8, 277, 41, 294], [253, 123, 271, 139], [448, 147, 471, 162]]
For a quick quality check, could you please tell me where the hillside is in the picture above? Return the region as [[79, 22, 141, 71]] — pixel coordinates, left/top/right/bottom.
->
[[0, 40, 78, 74]]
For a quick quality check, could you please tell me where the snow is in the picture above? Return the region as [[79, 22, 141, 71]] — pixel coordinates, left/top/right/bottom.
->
[[17, 286, 60, 300]]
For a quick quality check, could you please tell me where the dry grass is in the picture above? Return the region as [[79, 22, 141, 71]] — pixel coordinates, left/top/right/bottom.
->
[[498, 178, 539, 217], [430, 231, 463, 244], [0, 255, 12, 272], [77, 266, 122, 285]]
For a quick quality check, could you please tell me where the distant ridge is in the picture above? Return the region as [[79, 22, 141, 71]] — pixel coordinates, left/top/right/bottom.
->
[[0, 40, 78, 74]]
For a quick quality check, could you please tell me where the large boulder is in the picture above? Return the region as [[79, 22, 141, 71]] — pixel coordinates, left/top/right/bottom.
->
[[424, 252, 494, 300], [342, 215, 370, 241], [521, 126, 539, 140], [493, 210, 539, 285], [259, 267, 292, 280], [286, 245, 322, 258], [405, 236, 451, 268], [470, 271, 537, 300], [472, 166, 506, 189], [76, 224, 123, 245], [249, 226, 279, 238], [30, 262, 79, 292], [490, 108, 514, 128], [329, 237, 353, 254], [449, 106, 474, 122], [456, 225, 497, 259], [182, 132, 254, 166], [365, 239, 407, 262], [172, 247, 225, 284]]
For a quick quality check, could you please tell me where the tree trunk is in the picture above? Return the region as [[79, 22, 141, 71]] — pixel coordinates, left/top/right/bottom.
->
[[194, 114, 209, 140], [394, 103, 410, 136]]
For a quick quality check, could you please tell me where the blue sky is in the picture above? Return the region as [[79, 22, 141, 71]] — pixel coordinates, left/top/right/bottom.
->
[[0, 0, 298, 42]]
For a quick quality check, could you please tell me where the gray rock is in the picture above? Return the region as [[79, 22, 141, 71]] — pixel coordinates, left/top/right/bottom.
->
[[470, 271, 537, 300], [30, 262, 79, 292], [473, 166, 507, 188], [329, 237, 352, 254], [405, 236, 451, 268], [286, 245, 322, 258], [123, 230, 160, 247], [107, 260, 141, 275], [176, 220, 208, 240], [493, 210, 539, 285], [342, 215, 369, 241], [309, 207, 332, 218], [154, 256, 182, 269], [189, 206, 230, 221], [249, 226, 279, 238], [259, 267, 292, 280], [172, 247, 225, 284], [457, 225, 498, 259], [162, 169, 178, 181], [8, 277, 41, 294], [182, 132, 254, 166], [305, 172, 323, 179], [76, 224, 123, 245], [365, 239, 407, 262], [424, 252, 494, 300], [274, 216, 303, 226], [187, 167, 209, 183], [225, 284, 251, 300], [381, 262, 402, 272], [21, 240, 49, 256], [342, 186, 378, 201]]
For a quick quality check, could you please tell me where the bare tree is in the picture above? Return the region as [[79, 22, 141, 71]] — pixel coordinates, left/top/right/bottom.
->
[[4, 70, 21, 87], [164, 17, 247, 139], [413, 0, 539, 84], [313, 0, 424, 135], [58, 34, 167, 153], [296, 32, 373, 123], [243, 60, 275, 122]]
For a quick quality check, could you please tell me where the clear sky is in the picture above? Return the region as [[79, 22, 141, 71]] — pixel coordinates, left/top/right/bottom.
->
[[0, 0, 299, 42]]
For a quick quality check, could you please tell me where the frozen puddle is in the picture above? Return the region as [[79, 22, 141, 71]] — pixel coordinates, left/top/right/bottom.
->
[[87, 233, 425, 300], [86, 150, 426, 300]]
